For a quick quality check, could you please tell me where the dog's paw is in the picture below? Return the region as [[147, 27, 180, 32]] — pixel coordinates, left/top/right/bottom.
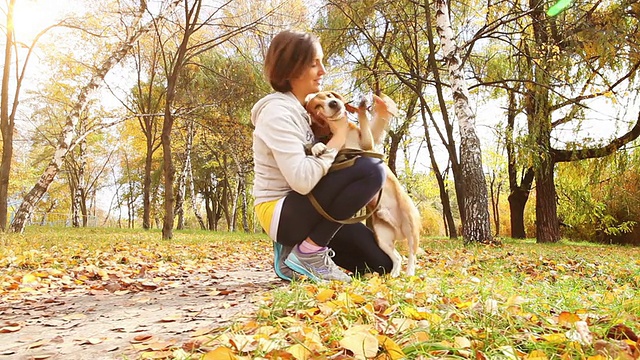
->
[[311, 142, 327, 156], [358, 96, 369, 114]]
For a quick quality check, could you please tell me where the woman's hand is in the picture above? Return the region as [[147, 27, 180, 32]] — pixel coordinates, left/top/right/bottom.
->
[[327, 117, 348, 138], [310, 112, 348, 151]]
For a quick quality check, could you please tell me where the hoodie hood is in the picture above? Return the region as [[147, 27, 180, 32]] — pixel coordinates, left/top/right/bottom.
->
[[251, 92, 306, 126]]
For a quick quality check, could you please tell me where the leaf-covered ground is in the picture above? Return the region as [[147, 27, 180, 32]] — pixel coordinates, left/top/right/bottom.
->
[[0, 228, 281, 359], [1, 228, 639, 359]]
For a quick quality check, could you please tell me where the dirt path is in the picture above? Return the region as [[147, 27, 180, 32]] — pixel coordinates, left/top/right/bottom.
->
[[0, 269, 283, 360]]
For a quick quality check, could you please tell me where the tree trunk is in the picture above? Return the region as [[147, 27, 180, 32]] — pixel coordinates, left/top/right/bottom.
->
[[187, 159, 206, 230], [506, 88, 535, 239], [526, 0, 559, 243], [204, 186, 214, 230], [418, 97, 457, 238], [9, 1, 150, 233], [161, 1, 200, 240], [0, 0, 16, 231], [239, 174, 249, 232], [72, 185, 81, 227], [489, 175, 502, 237], [75, 136, 88, 227], [174, 155, 186, 230], [424, 0, 465, 225], [183, 118, 205, 230], [142, 126, 154, 229], [507, 169, 534, 238], [435, 0, 493, 244], [535, 154, 559, 243]]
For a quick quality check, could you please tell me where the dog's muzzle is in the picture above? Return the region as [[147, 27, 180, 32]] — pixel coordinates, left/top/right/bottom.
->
[[325, 101, 345, 121]]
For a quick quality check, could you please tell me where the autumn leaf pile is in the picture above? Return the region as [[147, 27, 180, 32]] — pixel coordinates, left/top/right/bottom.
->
[[1, 228, 639, 359]]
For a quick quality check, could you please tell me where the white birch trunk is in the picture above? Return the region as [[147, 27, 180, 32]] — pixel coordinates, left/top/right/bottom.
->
[[434, 0, 494, 244], [9, 1, 159, 233], [184, 120, 205, 230]]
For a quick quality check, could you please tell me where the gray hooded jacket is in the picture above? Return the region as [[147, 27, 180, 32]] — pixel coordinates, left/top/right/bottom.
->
[[251, 92, 337, 205]]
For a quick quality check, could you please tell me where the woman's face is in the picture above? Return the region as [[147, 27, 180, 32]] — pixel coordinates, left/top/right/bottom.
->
[[290, 42, 326, 102]]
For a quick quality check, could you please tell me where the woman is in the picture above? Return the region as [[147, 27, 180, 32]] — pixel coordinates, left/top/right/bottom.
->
[[251, 30, 393, 282]]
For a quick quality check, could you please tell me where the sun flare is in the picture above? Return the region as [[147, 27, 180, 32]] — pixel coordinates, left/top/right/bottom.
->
[[11, 0, 74, 44]]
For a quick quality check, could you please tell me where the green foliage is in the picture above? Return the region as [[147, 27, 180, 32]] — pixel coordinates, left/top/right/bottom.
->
[[556, 150, 640, 244]]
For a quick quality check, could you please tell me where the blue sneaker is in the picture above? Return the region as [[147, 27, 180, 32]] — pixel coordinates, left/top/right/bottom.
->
[[284, 246, 352, 282], [273, 242, 298, 281]]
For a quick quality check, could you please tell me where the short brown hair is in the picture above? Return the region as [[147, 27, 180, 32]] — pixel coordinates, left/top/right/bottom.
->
[[264, 30, 319, 92]]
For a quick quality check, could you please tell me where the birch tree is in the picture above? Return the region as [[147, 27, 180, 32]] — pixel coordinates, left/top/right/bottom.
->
[[155, 0, 274, 239], [318, 0, 462, 237], [0, 0, 15, 231], [434, 0, 494, 244], [8, 0, 173, 233], [0, 0, 65, 230]]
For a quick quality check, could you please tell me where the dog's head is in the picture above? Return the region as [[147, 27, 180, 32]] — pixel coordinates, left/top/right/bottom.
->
[[305, 91, 351, 122], [305, 91, 359, 141]]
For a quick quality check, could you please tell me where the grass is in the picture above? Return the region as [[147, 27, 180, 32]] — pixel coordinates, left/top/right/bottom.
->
[[1, 227, 639, 359]]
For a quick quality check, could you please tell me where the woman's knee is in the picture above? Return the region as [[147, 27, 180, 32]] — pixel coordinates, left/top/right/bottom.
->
[[355, 156, 386, 188]]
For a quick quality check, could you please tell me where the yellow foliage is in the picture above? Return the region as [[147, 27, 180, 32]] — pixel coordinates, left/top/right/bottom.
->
[[202, 347, 237, 360], [315, 288, 335, 302], [376, 335, 405, 359], [339, 325, 378, 360], [419, 205, 446, 236], [525, 349, 549, 360]]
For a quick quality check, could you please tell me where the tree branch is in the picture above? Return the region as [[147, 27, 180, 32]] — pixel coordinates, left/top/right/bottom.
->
[[552, 112, 640, 162]]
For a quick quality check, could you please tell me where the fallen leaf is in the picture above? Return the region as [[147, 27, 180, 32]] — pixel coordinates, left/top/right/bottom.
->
[[28, 352, 56, 360], [22, 273, 38, 284], [594, 339, 636, 360], [607, 324, 639, 342], [182, 339, 203, 352], [377, 335, 404, 360], [140, 350, 173, 359], [264, 349, 297, 360], [0, 324, 21, 333], [339, 325, 378, 360], [202, 346, 238, 360], [315, 288, 335, 302], [159, 314, 181, 322], [78, 338, 104, 345], [525, 349, 549, 360], [557, 311, 581, 326], [62, 313, 87, 321], [132, 334, 154, 343], [286, 344, 309, 360], [540, 333, 567, 343], [454, 336, 472, 349]]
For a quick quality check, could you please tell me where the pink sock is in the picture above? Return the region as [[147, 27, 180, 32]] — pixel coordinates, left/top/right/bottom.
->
[[298, 240, 325, 254]]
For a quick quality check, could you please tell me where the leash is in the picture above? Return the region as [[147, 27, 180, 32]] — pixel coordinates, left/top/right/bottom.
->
[[308, 148, 384, 225], [328, 148, 384, 172]]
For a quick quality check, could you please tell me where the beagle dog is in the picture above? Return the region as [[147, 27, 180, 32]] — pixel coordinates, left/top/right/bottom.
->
[[305, 91, 422, 277], [304, 91, 374, 155]]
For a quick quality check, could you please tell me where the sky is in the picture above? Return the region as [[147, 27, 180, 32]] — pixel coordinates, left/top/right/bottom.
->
[[12, 0, 77, 43]]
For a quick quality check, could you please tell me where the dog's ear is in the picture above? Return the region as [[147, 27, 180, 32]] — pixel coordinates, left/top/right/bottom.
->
[[304, 93, 319, 112], [304, 93, 318, 106], [344, 103, 358, 113], [329, 91, 344, 102]]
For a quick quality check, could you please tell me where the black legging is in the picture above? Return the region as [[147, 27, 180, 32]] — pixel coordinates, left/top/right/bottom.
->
[[276, 156, 393, 275]]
